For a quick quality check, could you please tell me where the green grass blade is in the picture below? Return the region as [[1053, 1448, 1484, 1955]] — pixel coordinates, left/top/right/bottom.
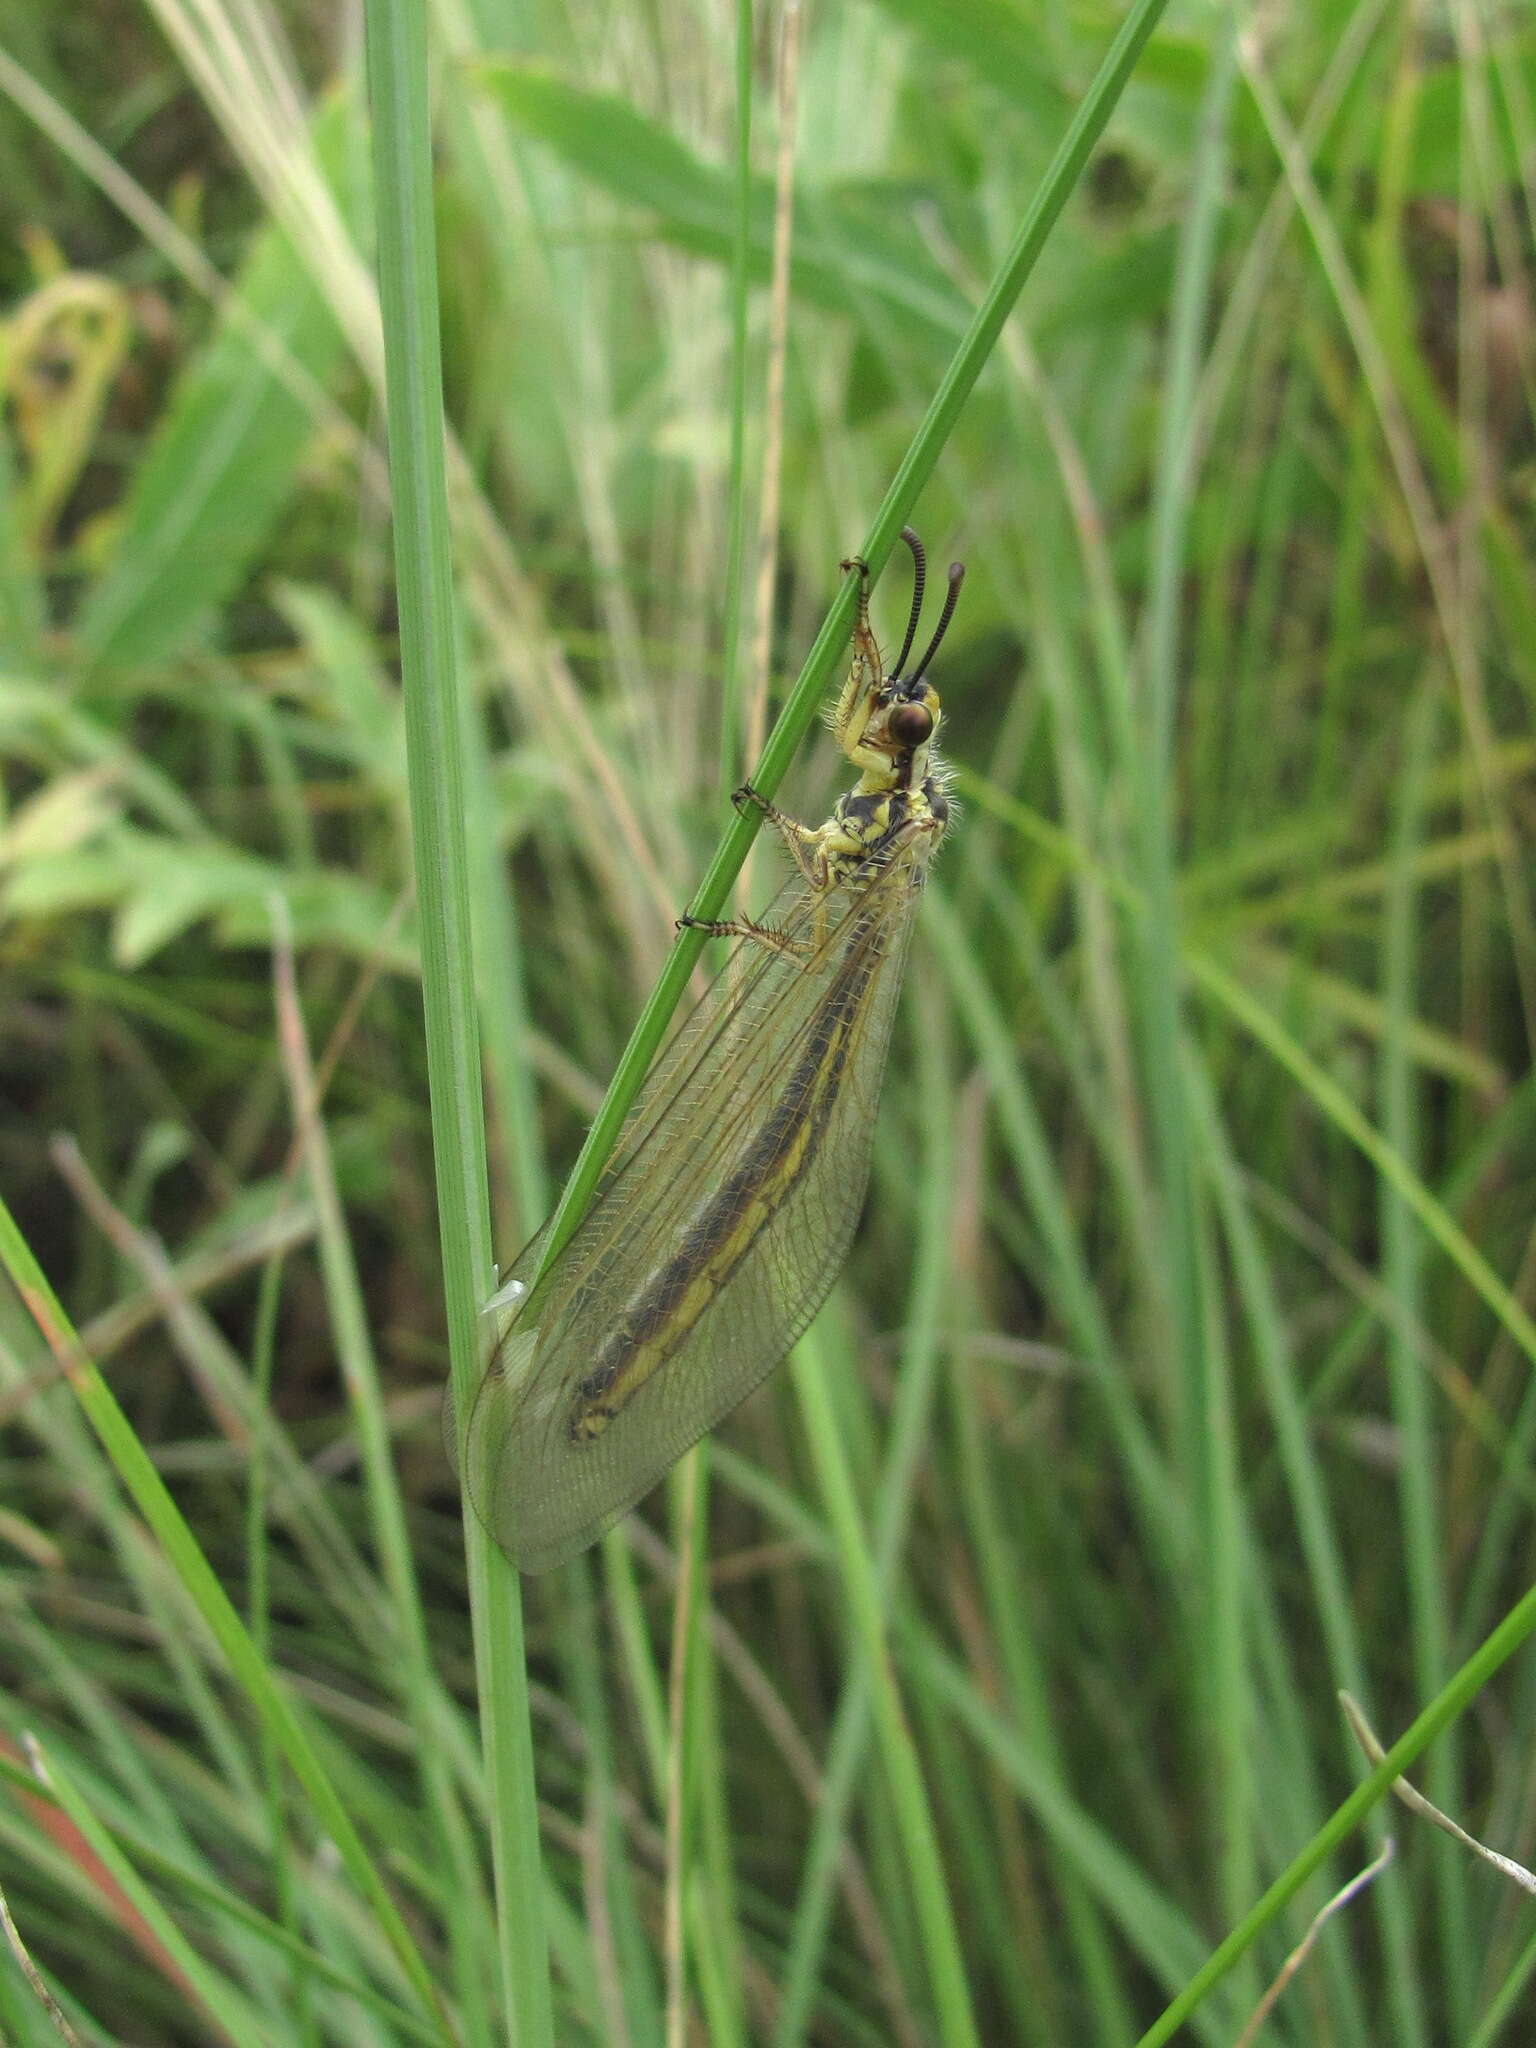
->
[[792, 1327, 981, 2048], [360, 0, 553, 2036], [0, 1204, 449, 2033], [1132, 1582, 1536, 2047]]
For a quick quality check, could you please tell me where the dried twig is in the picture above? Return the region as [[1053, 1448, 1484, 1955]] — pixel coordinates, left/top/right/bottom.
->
[[1341, 1691, 1536, 1894], [1231, 1837, 1395, 2048]]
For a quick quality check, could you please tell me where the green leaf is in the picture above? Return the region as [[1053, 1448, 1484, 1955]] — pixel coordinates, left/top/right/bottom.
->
[[214, 868, 408, 962], [1405, 36, 1536, 197], [472, 62, 968, 343], [108, 837, 271, 965], [2, 823, 402, 969], [272, 578, 405, 795], [474, 61, 1175, 367], [0, 414, 45, 670], [0, 766, 120, 864], [1, 844, 126, 920], [864, 0, 1071, 125], [74, 92, 370, 674]]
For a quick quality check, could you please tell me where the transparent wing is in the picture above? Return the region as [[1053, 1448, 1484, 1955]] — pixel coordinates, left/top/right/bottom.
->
[[463, 846, 927, 1571]]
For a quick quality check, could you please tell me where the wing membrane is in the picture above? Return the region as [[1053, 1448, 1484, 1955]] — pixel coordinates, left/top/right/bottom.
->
[[464, 847, 926, 1571]]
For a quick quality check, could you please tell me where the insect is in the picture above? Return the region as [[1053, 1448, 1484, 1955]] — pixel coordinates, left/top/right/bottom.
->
[[463, 527, 964, 1571]]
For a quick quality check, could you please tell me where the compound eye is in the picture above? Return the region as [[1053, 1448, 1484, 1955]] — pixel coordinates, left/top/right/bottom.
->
[[888, 701, 933, 749]]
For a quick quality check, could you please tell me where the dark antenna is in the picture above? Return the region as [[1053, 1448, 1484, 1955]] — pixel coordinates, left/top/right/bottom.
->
[[892, 526, 927, 677], [910, 561, 965, 683]]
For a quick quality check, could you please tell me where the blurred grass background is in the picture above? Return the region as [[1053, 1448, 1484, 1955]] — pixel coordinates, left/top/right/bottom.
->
[[4, 0, 1536, 2042]]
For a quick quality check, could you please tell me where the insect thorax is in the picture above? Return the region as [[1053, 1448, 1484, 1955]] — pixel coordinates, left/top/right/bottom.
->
[[823, 774, 947, 885]]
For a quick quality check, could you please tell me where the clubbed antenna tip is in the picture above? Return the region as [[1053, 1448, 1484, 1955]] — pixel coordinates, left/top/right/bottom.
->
[[910, 560, 964, 683]]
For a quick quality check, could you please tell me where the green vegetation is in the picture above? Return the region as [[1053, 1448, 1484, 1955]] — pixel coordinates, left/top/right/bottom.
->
[[3, 2, 1536, 2043]]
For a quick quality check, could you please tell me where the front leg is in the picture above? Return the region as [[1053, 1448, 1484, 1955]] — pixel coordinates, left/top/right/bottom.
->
[[830, 554, 884, 764]]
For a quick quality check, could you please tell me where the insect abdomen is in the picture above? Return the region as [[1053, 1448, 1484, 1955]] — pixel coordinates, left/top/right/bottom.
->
[[565, 935, 879, 1440]]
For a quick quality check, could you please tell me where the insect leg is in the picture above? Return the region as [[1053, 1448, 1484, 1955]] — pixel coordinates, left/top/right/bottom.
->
[[732, 784, 830, 889], [830, 554, 883, 761], [676, 912, 814, 961]]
